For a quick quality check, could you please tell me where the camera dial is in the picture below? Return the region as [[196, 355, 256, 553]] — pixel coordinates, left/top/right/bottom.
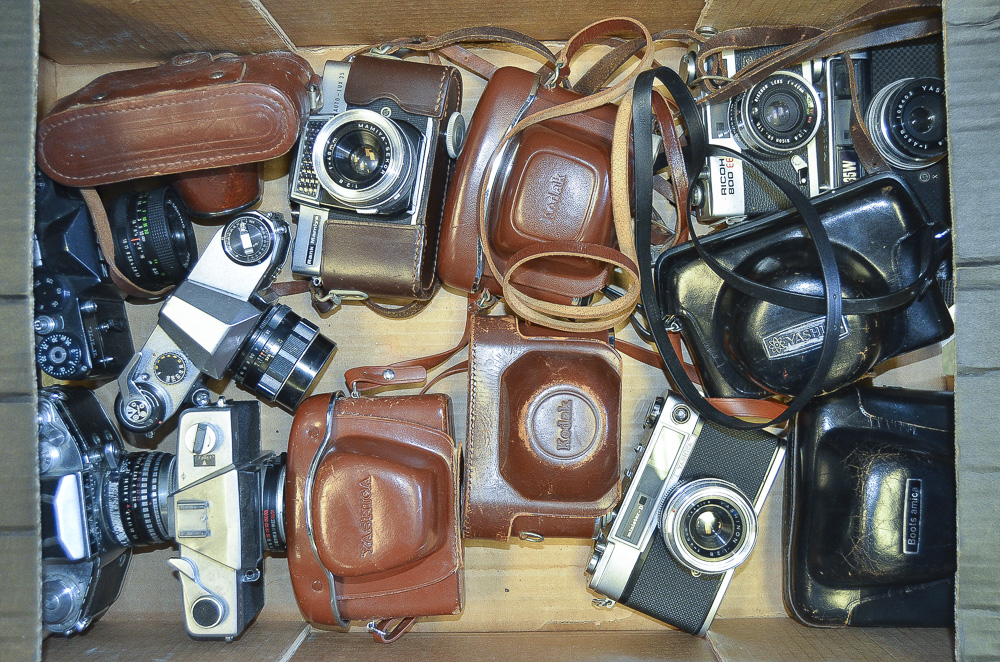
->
[[732, 71, 822, 157], [661, 478, 758, 574], [866, 77, 946, 170]]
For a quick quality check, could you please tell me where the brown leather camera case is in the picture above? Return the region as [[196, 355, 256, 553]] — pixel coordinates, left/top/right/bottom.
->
[[464, 315, 622, 540], [438, 66, 618, 304], [285, 393, 463, 625]]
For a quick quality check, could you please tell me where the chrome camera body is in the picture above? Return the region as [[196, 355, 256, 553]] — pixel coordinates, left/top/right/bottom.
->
[[586, 392, 784, 635]]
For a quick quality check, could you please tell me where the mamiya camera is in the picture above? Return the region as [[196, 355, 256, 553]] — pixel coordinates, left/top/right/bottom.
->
[[586, 393, 784, 635], [116, 210, 336, 434], [33, 170, 133, 381], [288, 55, 464, 302], [692, 39, 947, 224], [40, 387, 286, 640]]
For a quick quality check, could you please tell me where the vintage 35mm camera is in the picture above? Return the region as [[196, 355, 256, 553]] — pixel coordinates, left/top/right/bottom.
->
[[33, 170, 134, 381], [691, 39, 947, 223], [288, 55, 465, 302], [40, 387, 285, 640], [116, 210, 335, 434], [586, 392, 784, 635]]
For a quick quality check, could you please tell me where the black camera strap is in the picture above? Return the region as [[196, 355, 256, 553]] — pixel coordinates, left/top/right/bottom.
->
[[633, 67, 843, 430]]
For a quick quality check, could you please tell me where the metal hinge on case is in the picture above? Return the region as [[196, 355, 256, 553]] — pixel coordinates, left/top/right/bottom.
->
[[592, 598, 616, 609], [518, 531, 545, 543]]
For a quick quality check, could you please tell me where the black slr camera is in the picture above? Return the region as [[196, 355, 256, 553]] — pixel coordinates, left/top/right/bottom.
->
[[33, 171, 133, 381], [288, 55, 464, 301], [586, 393, 784, 635], [692, 38, 947, 224], [40, 387, 285, 640]]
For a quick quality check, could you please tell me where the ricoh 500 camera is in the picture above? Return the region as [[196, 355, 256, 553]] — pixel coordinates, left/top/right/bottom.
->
[[33, 170, 134, 381], [288, 55, 465, 303], [586, 393, 784, 635], [40, 387, 285, 640], [691, 38, 947, 223], [116, 210, 336, 434]]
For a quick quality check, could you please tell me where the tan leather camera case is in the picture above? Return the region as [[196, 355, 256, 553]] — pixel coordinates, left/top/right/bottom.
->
[[464, 315, 622, 540], [285, 393, 463, 625], [437, 66, 619, 304]]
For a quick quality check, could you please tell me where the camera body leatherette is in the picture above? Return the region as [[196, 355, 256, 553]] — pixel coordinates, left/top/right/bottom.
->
[[784, 386, 955, 626], [463, 315, 621, 540], [285, 393, 463, 625], [438, 66, 618, 304], [316, 56, 463, 300]]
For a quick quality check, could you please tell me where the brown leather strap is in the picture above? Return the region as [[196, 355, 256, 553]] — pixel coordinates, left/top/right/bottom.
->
[[706, 397, 788, 423], [381, 26, 557, 66], [370, 617, 418, 644], [843, 52, 890, 173], [269, 279, 340, 315], [363, 297, 435, 320], [435, 44, 499, 79], [574, 29, 704, 96], [79, 187, 171, 299], [697, 0, 942, 104], [420, 360, 470, 394]]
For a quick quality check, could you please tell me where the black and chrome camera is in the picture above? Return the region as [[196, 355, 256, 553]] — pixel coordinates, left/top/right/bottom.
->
[[691, 38, 947, 224], [115, 210, 336, 434], [586, 392, 784, 635], [288, 55, 464, 302], [40, 387, 285, 640], [33, 170, 134, 381]]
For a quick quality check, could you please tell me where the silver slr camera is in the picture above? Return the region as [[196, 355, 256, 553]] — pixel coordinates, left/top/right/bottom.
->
[[115, 211, 335, 434], [586, 393, 784, 635], [40, 388, 285, 640]]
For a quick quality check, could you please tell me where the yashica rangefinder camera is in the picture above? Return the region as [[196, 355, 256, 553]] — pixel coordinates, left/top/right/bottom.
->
[[33, 170, 134, 381], [116, 210, 336, 434], [691, 38, 947, 224], [288, 55, 465, 303], [586, 392, 784, 635], [40, 387, 285, 640]]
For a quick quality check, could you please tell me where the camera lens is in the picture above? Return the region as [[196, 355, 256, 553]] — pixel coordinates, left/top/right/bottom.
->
[[661, 478, 757, 574], [312, 109, 415, 210], [112, 187, 198, 290], [104, 451, 176, 547], [232, 304, 336, 413], [866, 77, 946, 170], [260, 454, 286, 552], [733, 71, 822, 156]]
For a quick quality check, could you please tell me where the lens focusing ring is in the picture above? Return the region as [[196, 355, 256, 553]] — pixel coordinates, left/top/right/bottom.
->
[[112, 187, 198, 290], [661, 478, 757, 574], [261, 455, 286, 552], [105, 452, 176, 547], [866, 77, 947, 170], [733, 70, 822, 156], [232, 304, 336, 412]]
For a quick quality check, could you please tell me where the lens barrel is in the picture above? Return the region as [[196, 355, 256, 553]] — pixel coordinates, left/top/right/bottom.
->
[[733, 71, 822, 156], [260, 455, 287, 552], [112, 187, 198, 290], [232, 304, 336, 412], [866, 77, 947, 170], [104, 451, 176, 548]]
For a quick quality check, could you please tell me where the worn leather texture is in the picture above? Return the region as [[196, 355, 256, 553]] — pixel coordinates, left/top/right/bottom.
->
[[37, 51, 316, 186], [464, 315, 621, 540], [655, 174, 953, 400], [784, 386, 955, 627], [438, 66, 618, 303], [170, 163, 262, 217], [318, 56, 462, 300], [285, 393, 463, 624]]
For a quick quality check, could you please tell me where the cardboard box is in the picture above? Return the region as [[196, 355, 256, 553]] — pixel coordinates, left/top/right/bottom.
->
[[2, 0, 995, 659]]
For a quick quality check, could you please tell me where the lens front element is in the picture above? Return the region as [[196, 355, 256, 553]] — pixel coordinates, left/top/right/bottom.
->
[[733, 71, 822, 156], [866, 77, 946, 170]]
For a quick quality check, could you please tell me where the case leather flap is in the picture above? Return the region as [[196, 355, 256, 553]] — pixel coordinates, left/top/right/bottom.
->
[[37, 51, 317, 186], [464, 315, 621, 540], [319, 221, 434, 300], [345, 55, 461, 120]]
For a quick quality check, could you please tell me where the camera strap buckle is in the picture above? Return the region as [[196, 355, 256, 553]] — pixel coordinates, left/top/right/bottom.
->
[[542, 61, 564, 89], [592, 597, 617, 609], [663, 315, 683, 334]]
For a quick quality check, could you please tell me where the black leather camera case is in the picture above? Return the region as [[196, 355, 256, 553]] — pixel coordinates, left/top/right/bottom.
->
[[784, 385, 954, 627]]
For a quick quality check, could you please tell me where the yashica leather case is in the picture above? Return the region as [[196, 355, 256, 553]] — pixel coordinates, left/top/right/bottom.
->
[[464, 315, 622, 540], [437, 66, 618, 304], [285, 393, 463, 625]]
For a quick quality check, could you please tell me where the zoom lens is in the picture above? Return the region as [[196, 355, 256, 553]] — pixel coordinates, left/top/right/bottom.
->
[[733, 71, 822, 156], [260, 454, 287, 552], [866, 77, 946, 170], [312, 109, 415, 210], [112, 187, 198, 290], [232, 304, 336, 412], [661, 478, 757, 574], [104, 451, 176, 547]]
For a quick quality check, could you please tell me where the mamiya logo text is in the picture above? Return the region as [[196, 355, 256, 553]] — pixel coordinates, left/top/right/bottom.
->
[[359, 475, 374, 557], [762, 317, 850, 359], [540, 173, 568, 223], [555, 399, 573, 451]]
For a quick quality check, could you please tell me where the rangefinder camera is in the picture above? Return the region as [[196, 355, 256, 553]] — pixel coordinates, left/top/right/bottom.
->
[[115, 210, 335, 434], [691, 38, 947, 224], [288, 55, 464, 301], [40, 387, 285, 640], [586, 393, 784, 635]]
